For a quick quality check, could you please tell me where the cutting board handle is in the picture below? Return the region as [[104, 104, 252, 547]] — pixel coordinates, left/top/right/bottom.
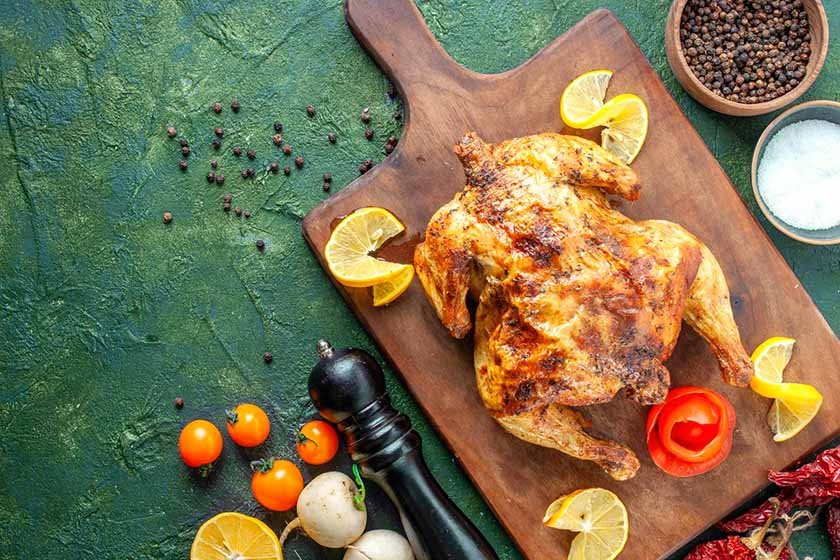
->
[[345, 0, 464, 100]]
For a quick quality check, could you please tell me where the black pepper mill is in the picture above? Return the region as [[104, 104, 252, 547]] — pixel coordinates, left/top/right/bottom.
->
[[309, 340, 498, 560]]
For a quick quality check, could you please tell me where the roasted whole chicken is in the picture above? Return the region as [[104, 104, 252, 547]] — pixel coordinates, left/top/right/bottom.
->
[[414, 132, 753, 480]]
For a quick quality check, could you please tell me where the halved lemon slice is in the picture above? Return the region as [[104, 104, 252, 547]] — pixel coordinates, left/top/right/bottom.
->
[[544, 488, 629, 560], [768, 394, 823, 443], [191, 512, 281, 560], [599, 94, 649, 164], [325, 207, 408, 288], [372, 264, 414, 307], [560, 70, 613, 128], [750, 337, 796, 387]]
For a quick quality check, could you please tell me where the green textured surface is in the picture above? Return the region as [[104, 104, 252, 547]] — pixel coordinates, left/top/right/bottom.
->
[[0, 1, 838, 558]]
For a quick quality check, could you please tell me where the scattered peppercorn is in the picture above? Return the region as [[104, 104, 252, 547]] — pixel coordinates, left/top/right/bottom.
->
[[269, 161, 279, 173], [256, 239, 265, 251], [306, 104, 315, 117], [212, 139, 221, 150], [163, 211, 173, 224], [233, 146, 242, 157], [234, 206, 242, 216], [283, 165, 291, 176], [247, 149, 256, 160], [273, 121, 283, 133], [223, 202, 231, 212], [179, 160, 188, 171], [282, 144, 293, 155], [323, 182, 331, 192], [295, 156, 305, 168], [174, 397, 185, 409], [384, 143, 394, 155], [212, 102, 223, 113], [263, 351, 273, 363], [230, 99, 240, 113], [241, 169, 249, 179], [223, 194, 233, 203], [244, 210, 251, 218], [270, 134, 281, 146], [179, 138, 189, 147], [359, 163, 369, 174], [206, 172, 216, 183], [328, 132, 337, 144], [323, 173, 332, 183], [166, 126, 177, 138], [210, 160, 218, 169], [387, 136, 397, 146], [361, 108, 371, 123], [216, 174, 225, 185], [679, 0, 811, 104], [181, 146, 191, 157], [365, 128, 374, 140], [214, 127, 224, 137]]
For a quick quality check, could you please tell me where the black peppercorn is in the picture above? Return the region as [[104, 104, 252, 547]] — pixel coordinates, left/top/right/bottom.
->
[[223, 193, 233, 203], [387, 136, 397, 146], [295, 156, 304, 168], [210, 160, 218, 169], [234, 206, 242, 216], [323, 172, 332, 182], [247, 149, 256, 160], [174, 397, 184, 409], [163, 211, 173, 224], [273, 121, 283, 133], [179, 160, 188, 171], [263, 351, 272, 363], [212, 102, 223, 113], [269, 162, 279, 173], [230, 99, 240, 113], [215, 174, 225, 185], [361, 108, 371, 123], [166, 126, 177, 138], [223, 202, 231, 212], [207, 172, 215, 183], [212, 139, 221, 150], [241, 169, 249, 179], [214, 127, 224, 138], [365, 128, 374, 140], [256, 239, 265, 251], [283, 165, 291, 176], [384, 143, 394, 155], [244, 210, 251, 218], [282, 144, 292, 156], [328, 132, 337, 144], [306, 104, 315, 117], [179, 138, 189, 147], [323, 182, 331, 192], [272, 134, 282, 146], [233, 146, 242, 157]]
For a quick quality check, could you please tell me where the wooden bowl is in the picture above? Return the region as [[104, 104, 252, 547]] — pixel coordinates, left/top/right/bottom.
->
[[751, 100, 840, 245], [665, 0, 829, 116]]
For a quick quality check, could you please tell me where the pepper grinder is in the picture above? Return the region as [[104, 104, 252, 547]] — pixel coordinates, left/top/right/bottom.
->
[[309, 340, 498, 560]]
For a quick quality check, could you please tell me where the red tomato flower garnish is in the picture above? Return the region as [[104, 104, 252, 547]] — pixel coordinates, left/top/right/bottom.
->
[[646, 386, 736, 477]]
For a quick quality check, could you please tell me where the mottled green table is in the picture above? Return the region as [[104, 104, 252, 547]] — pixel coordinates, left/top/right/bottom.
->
[[1, 1, 838, 558]]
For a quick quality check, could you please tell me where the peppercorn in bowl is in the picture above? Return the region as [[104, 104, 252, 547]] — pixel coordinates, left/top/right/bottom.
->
[[665, 0, 828, 116]]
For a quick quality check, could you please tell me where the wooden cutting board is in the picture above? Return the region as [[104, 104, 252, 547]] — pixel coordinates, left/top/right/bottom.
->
[[303, 1, 840, 558]]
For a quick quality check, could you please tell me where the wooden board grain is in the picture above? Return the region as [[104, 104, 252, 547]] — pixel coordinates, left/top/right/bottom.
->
[[302, 2, 840, 558]]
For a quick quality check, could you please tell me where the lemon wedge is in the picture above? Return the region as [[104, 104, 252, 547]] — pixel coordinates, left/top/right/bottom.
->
[[191, 512, 281, 560], [749, 337, 823, 442], [560, 70, 613, 128], [544, 488, 629, 560], [325, 207, 408, 288], [598, 94, 649, 164], [372, 264, 414, 307]]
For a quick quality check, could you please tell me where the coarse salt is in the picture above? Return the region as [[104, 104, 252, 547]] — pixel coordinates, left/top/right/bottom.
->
[[757, 119, 840, 231]]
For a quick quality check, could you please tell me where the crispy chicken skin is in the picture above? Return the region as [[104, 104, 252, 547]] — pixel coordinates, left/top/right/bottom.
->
[[414, 132, 752, 480]]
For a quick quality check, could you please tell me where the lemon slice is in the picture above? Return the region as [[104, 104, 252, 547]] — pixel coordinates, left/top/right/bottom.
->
[[325, 207, 408, 288], [372, 264, 414, 307], [560, 70, 613, 128], [599, 94, 649, 164], [750, 337, 795, 386], [768, 394, 823, 443], [544, 488, 629, 560], [191, 512, 281, 560]]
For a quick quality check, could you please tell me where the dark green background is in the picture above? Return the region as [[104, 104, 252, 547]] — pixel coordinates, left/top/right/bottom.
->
[[1, 0, 838, 558]]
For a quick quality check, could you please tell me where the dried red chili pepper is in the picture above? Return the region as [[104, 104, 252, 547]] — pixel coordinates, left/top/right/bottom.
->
[[827, 500, 840, 560], [685, 536, 790, 560], [719, 485, 837, 533], [769, 446, 840, 489]]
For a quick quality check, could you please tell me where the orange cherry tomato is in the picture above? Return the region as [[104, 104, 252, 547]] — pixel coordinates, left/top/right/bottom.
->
[[250, 458, 304, 511], [646, 386, 736, 477], [179, 419, 224, 468], [296, 420, 339, 465], [225, 403, 270, 447]]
